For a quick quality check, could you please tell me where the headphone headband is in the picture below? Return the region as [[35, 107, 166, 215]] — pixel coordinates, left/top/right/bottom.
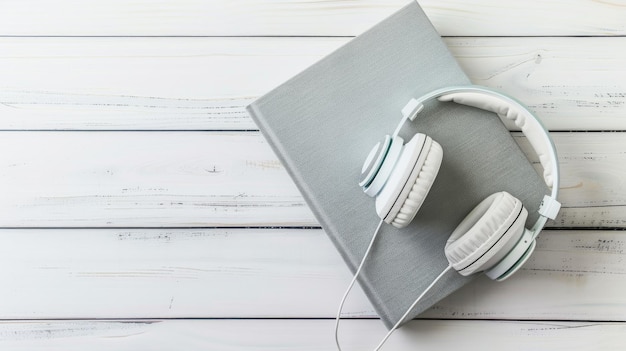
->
[[393, 85, 560, 238]]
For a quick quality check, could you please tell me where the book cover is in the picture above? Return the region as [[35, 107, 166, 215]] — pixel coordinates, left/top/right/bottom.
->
[[247, 2, 547, 329]]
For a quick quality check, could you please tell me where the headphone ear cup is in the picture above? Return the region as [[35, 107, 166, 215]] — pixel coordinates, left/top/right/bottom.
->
[[444, 191, 528, 276], [375, 134, 443, 228], [390, 140, 442, 228]]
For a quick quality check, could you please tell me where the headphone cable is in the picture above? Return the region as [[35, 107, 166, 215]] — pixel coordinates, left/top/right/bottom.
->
[[335, 219, 385, 351], [372, 264, 452, 351], [334, 218, 453, 351]]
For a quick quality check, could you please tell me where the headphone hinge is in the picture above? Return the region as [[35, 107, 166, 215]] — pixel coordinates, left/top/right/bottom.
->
[[538, 195, 561, 220]]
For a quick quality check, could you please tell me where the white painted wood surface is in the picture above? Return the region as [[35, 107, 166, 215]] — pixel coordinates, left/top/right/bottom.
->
[[0, 320, 624, 351], [1, 0, 625, 348], [0, 228, 625, 321], [0, 132, 625, 227], [1, 37, 625, 131], [1, 1, 625, 36]]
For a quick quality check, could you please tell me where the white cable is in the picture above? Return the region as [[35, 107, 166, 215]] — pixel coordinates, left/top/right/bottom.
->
[[372, 264, 453, 351], [335, 219, 385, 351], [333, 218, 453, 351]]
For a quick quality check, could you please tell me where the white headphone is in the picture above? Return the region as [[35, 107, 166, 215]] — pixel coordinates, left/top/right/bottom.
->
[[359, 85, 561, 281], [336, 85, 562, 351]]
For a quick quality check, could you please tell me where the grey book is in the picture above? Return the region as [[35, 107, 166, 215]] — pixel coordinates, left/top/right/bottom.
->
[[246, 2, 546, 329]]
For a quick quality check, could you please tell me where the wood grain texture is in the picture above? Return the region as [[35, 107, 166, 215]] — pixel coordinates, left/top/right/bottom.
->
[[0, 37, 340, 130], [1, 1, 625, 36], [0, 132, 623, 227], [0, 228, 625, 320], [0, 132, 308, 227], [0, 319, 624, 350], [1, 37, 625, 131]]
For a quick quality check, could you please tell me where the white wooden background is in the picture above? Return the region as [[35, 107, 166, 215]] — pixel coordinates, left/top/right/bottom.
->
[[1, 0, 626, 349]]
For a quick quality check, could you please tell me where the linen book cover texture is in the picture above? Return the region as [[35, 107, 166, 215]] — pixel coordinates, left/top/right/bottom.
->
[[247, 3, 547, 329]]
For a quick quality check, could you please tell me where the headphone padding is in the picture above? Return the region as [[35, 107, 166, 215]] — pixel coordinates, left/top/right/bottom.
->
[[390, 140, 442, 228], [444, 191, 527, 276]]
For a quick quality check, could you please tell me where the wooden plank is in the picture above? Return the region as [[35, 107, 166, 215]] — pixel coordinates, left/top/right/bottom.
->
[[0, 131, 623, 228], [1, 37, 626, 131], [0, 37, 343, 130], [0, 228, 355, 319], [0, 319, 624, 350], [0, 132, 309, 227], [1, 1, 625, 36], [1, 228, 626, 320]]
